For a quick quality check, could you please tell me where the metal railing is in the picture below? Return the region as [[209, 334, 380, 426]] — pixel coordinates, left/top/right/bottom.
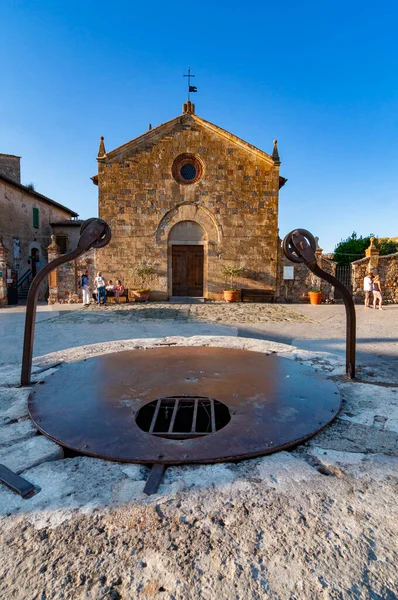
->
[[17, 268, 32, 290]]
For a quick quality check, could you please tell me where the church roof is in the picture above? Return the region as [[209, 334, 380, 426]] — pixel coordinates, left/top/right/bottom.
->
[[96, 107, 280, 167]]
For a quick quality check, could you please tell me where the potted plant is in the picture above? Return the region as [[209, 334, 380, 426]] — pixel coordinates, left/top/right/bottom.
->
[[132, 261, 154, 302], [221, 264, 242, 302], [308, 288, 323, 305]]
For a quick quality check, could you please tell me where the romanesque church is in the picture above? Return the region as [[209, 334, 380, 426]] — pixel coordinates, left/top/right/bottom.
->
[[92, 101, 286, 300]]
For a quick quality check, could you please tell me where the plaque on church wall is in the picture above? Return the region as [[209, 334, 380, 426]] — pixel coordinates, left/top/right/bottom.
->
[[283, 266, 294, 280]]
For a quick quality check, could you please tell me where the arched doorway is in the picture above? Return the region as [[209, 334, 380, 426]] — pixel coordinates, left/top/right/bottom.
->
[[31, 248, 39, 277], [28, 243, 42, 278], [169, 221, 206, 297]]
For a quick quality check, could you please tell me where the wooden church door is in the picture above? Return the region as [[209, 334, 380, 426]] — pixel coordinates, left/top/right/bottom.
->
[[172, 245, 204, 296]]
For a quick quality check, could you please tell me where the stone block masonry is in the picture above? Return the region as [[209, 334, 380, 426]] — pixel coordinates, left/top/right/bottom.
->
[[0, 153, 20, 184], [94, 106, 284, 300], [47, 236, 96, 305], [277, 243, 336, 303], [0, 237, 8, 306], [352, 238, 398, 304], [352, 252, 398, 304]]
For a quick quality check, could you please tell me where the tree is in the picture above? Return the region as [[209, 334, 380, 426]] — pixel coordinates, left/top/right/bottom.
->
[[334, 232, 398, 266], [334, 232, 372, 266], [221, 264, 243, 291], [376, 238, 398, 256]]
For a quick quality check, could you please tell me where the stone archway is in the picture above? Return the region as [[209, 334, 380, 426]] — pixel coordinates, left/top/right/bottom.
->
[[168, 221, 206, 297], [155, 203, 221, 246], [155, 203, 221, 298], [28, 241, 42, 277]]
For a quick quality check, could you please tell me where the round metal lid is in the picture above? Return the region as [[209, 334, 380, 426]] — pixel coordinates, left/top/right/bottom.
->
[[28, 346, 341, 464]]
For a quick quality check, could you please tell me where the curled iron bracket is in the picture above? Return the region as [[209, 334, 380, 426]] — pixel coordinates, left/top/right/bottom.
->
[[21, 218, 111, 386], [283, 228, 356, 379]]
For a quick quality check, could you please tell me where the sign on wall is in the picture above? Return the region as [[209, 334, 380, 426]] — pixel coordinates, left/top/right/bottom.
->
[[283, 266, 294, 280]]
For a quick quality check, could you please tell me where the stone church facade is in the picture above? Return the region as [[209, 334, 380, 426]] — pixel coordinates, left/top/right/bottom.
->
[[92, 101, 286, 300]]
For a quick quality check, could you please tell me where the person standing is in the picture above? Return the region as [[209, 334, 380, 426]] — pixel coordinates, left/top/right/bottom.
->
[[372, 275, 383, 310], [80, 271, 90, 306], [363, 272, 373, 308], [95, 271, 107, 306]]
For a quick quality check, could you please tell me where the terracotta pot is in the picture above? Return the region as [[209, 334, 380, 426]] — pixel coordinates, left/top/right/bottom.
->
[[223, 290, 241, 303], [133, 290, 150, 302], [308, 291, 323, 305]]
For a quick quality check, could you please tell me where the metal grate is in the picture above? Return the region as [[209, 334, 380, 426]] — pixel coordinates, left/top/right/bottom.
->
[[334, 265, 352, 299], [136, 396, 231, 440]]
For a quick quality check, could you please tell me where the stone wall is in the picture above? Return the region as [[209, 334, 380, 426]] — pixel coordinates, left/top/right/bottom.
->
[[352, 253, 398, 304], [0, 237, 8, 306], [276, 243, 336, 303], [0, 154, 21, 183], [95, 108, 283, 300], [47, 246, 96, 305]]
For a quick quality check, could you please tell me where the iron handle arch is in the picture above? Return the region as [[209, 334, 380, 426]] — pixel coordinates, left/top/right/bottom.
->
[[282, 229, 356, 379], [21, 218, 111, 386]]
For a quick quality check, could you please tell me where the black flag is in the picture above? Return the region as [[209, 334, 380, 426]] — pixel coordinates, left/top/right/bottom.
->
[[189, 85, 198, 92]]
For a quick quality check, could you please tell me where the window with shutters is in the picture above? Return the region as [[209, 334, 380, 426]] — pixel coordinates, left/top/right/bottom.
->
[[33, 207, 40, 228]]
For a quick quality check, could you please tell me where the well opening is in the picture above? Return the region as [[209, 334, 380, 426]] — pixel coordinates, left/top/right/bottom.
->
[[136, 396, 231, 439]]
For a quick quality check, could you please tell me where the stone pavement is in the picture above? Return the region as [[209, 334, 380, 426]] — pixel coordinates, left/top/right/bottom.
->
[[1, 301, 397, 381], [0, 303, 397, 598]]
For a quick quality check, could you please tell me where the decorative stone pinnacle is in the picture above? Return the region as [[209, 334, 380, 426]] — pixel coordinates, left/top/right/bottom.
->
[[365, 236, 379, 258], [48, 234, 60, 250], [98, 136, 106, 158], [182, 101, 195, 115], [272, 139, 280, 163]]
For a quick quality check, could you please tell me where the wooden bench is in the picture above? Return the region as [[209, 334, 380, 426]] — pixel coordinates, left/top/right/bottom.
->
[[103, 289, 129, 303], [241, 289, 275, 303]]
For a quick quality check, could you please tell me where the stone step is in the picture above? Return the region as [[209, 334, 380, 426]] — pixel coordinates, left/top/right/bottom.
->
[[169, 297, 206, 304]]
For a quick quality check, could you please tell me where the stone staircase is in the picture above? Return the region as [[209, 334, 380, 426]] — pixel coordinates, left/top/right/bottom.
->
[[17, 270, 32, 302]]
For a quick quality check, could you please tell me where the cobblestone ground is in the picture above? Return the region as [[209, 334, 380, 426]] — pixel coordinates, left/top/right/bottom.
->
[[50, 302, 311, 324]]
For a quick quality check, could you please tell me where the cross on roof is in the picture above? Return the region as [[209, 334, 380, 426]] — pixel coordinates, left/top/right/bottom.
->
[[183, 67, 197, 101]]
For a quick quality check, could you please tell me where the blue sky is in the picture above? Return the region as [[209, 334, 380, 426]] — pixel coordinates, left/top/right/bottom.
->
[[1, 0, 397, 252]]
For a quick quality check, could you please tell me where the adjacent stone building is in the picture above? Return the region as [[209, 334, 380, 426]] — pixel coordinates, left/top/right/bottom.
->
[[92, 101, 287, 300], [0, 153, 78, 303]]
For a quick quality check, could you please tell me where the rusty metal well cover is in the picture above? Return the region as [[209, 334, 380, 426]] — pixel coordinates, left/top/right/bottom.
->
[[28, 347, 341, 464]]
